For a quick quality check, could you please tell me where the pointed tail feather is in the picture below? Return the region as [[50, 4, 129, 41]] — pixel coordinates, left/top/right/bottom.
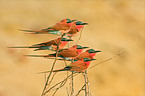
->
[[8, 46, 39, 48], [19, 29, 48, 33], [18, 29, 36, 32], [19, 29, 62, 35], [25, 55, 48, 57], [19, 29, 57, 33], [33, 48, 45, 51], [46, 58, 71, 61], [25, 32, 50, 34], [37, 68, 66, 74], [28, 30, 62, 35], [19, 29, 49, 34], [25, 54, 55, 57]]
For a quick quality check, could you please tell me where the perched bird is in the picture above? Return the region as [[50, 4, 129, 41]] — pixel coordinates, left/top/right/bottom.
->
[[48, 49, 101, 61], [19, 18, 76, 35], [39, 58, 96, 73], [8, 37, 73, 51], [26, 45, 89, 59], [19, 20, 88, 37], [66, 21, 88, 37], [75, 49, 101, 60]]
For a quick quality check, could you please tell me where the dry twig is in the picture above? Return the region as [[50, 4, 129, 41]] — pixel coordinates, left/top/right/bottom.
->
[[76, 84, 86, 96], [70, 72, 74, 96], [89, 48, 124, 69], [45, 72, 78, 94], [76, 27, 83, 45], [41, 34, 65, 96]]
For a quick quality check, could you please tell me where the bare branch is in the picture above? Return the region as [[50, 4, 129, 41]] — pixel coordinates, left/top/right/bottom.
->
[[70, 72, 74, 96], [85, 70, 91, 96], [76, 27, 84, 45], [89, 48, 124, 69], [44, 72, 78, 94], [76, 84, 85, 96], [47, 72, 57, 87], [66, 87, 70, 96], [41, 34, 65, 96], [52, 78, 68, 96], [83, 71, 87, 96]]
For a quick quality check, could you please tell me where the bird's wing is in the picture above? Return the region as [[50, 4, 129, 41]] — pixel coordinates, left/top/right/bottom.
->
[[32, 42, 56, 47], [75, 52, 93, 60], [32, 38, 60, 47], [67, 24, 78, 34], [70, 61, 87, 72], [59, 49, 78, 57], [51, 22, 70, 31]]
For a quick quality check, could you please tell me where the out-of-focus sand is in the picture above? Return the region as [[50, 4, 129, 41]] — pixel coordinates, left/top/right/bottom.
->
[[0, 0, 144, 96]]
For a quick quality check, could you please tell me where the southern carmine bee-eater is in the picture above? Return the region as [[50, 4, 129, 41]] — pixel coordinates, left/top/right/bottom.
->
[[19, 19, 76, 35], [46, 49, 101, 61], [39, 58, 96, 73], [75, 49, 101, 60], [25, 45, 89, 60], [66, 21, 88, 38], [8, 37, 73, 51]]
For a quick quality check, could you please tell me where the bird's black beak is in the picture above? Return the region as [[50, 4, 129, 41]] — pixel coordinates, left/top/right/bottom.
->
[[82, 23, 88, 25], [66, 39, 73, 41], [81, 47, 89, 49], [90, 59, 96, 61], [94, 50, 102, 53], [71, 19, 77, 22]]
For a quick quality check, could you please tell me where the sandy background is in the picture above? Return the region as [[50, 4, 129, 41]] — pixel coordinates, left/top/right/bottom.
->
[[0, 0, 144, 96]]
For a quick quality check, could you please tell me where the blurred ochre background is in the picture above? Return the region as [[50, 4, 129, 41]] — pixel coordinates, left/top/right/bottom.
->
[[0, 0, 144, 96]]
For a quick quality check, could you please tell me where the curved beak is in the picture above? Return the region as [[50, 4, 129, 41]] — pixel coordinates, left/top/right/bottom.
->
[[82, 23, 88, 25], [87, 59, 96, 61], [90, 59, 96, 61], [94, 50, 101, 53], [66, 39, 73, 41], [81, 47, 89, 49], [71, 19, 77, 22]]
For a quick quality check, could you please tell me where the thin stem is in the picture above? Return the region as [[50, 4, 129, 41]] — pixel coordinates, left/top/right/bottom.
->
[[70, 72, 74, 96], [76, 27, 83, 45], [46, 57, 71, 61], [52, 78, 68, 96], [41, 35, 64, 96], [86, 71, 90, 96], [83, 71, 87, 96], [76, 84, 86, 96], [47, 72, 57, 87], [44, 73, 46, 83], [89, 48, 124, 69], [64, 60, 68, 66], [66, 87, 70, 96], [64, 60, 69, 81], [45, 72, 78, 94], [85, 70, 90, 96], [76, 80, 95, 96]]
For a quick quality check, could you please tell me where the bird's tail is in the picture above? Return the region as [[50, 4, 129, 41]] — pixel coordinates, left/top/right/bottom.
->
[[18, 29, 49, 34], [19, 29, 36, 32], [37, 68, 67, 74], [19, 29, 61, 35], [25, 54, 55, 57], [8, 46, 39, 48], [45, 58, 72, 61]]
